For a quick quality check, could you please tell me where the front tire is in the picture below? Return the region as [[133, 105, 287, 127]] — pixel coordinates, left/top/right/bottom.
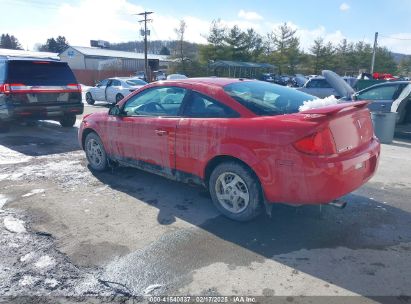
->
[[85, 133, 108, 171], [86, 92, 95, 105], [209, 162, 262, 221], [59, 115, 76, 127]]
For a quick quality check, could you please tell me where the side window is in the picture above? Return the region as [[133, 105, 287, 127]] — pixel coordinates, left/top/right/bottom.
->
[[112, 80, 121, 86], [98, 79, 108, 87], [0, 61, 5, 82], [123, 86, 187, 117], [357, 85, 399, 100], [184, 91, 239, 118]]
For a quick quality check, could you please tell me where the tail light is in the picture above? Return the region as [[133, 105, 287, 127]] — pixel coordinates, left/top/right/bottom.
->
[[0, 84, 11, 94], [67, 84, 82, 92], [293, 128, 337, 155], [0, 83, 81, 94]]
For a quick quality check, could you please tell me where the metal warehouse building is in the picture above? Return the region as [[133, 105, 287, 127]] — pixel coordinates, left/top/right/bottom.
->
[[59, 46, 171, 85]]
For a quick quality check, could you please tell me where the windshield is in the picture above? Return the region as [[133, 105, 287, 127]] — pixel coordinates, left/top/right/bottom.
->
[[126, 79, 147, 86], [7, 60, 77, 86], [224, 81, 316, 116]]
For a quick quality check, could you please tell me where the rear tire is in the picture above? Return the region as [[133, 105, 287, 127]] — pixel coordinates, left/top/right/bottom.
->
[[84, 132, 108, 171], [86, 92, 95, 105], [209, 161, 262, 221], [59, 115, 76, 128], [115, 94, 124, 103]]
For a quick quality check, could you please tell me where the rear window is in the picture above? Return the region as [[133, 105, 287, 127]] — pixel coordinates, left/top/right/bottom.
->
[[306, 79, 332, 88], [7, 60, 77, 85], [223, 81, 316, 116], [126, 79, 147, 86], [0, 61, 6, 82]]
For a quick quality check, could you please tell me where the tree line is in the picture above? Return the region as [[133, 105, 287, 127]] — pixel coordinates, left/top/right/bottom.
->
[[1, 26, 410, 77], [197, 20, 407, 76]]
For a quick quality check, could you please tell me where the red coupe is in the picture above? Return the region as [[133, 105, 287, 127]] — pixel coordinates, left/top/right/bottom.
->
[[79, 78, 380, 221]]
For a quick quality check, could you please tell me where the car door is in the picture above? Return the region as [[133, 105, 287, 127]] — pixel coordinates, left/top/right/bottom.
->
[[108, 85, 189, 174], [355, 84, 402, 112], [105, 79, 121, 103], [175, 91, 240, 179], [91, 79, 109, 101]]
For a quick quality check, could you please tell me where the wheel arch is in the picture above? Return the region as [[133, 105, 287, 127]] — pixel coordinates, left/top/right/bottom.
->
[[204, 155, 262, 189], [81, 128, 98, 150]]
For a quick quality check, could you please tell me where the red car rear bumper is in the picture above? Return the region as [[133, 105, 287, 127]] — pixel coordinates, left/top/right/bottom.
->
[[262, 137, 380, 205]]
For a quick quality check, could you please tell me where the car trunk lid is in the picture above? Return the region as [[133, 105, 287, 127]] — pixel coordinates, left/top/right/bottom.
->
[[300, 101, 374, 154]]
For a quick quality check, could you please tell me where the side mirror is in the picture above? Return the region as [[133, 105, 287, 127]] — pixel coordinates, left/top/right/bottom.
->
[[108, 105, 122, 115]]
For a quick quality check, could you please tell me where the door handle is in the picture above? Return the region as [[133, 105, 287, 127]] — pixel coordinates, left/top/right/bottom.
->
[[155, 129, 168, 136]]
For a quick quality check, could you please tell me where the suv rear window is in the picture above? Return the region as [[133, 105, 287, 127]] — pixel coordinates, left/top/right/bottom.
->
[[7, 60, 77, 86], [0, 61, 6, 82], [224, 81, 315, 116]]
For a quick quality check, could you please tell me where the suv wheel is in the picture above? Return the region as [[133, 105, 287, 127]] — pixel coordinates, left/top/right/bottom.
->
[[115, 94, 124, 103], [209, 162, 262, 221], [86, 92, 95, 105], [59, 115, 76, 127], [85, 133, 108, 171]]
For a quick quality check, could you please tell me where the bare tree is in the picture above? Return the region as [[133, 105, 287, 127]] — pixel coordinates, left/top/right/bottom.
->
[[174, 20, 187, 72]]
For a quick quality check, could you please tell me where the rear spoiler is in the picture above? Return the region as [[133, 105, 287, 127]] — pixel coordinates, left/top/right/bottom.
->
[[300, 100, 370, 116]]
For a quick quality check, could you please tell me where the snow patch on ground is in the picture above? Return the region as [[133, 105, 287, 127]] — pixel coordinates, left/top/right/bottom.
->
[[34, 255, 55, 269], [3, 216, 27, 233], [44, 278, 60, 288], [299, 95, 339, 112], [144, 284, 163, 294], [19, 275, 39, 286], [0, 195, 8, 209], [20, 252, 36, 263], [22, 189, 45, 197], [0, 145, 32, 165], [0, 154, 92, 188]]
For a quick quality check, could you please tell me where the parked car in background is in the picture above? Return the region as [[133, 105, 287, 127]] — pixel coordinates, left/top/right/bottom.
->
[[85, 77, 147, 105], [258, 73, 275, 83], [0, 55, 83, 130], [166, 74, 188, 80], [297, 76, 357, 98], [79, 78, 380, 221], [353, 81, 411, 124]]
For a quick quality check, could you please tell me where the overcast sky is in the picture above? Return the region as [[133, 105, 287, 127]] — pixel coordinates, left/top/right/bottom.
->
[[1, 0, 411, 54]]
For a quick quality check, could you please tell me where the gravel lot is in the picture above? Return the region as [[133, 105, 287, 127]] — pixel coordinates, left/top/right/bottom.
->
[[1, 105, 411, 303]]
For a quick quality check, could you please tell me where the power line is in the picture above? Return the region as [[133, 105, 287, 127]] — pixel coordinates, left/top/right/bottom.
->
[[380, 35, 411, 41], [135, 11, 153, 81]]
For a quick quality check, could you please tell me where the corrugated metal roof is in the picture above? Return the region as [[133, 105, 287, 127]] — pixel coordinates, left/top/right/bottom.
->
[[69, 46, 170, 61]]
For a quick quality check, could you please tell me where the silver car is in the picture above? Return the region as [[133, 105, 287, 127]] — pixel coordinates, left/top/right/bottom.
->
[[85, 77, 147, 105]]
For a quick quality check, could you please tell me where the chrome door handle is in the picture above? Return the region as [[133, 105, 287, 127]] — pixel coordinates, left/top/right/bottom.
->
[[155, 129, 168, 136]]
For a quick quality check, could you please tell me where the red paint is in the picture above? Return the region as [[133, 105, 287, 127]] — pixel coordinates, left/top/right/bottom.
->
[[79, 78, 380, 205]]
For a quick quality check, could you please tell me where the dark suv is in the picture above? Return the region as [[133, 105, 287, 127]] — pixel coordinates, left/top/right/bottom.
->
[[0, 56, 83, 130]]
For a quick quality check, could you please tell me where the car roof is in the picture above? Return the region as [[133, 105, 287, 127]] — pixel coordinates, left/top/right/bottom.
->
[[0, 56, 61, 62], [159, 77, 252, 87], [358, 80, 411, 92]]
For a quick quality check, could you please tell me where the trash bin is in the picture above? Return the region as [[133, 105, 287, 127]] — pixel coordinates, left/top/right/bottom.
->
[[370, 112, 397, 144]]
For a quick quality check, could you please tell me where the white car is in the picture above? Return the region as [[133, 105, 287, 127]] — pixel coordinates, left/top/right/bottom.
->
[[166, 74, 188, 80], [85, 77, 147, 105]]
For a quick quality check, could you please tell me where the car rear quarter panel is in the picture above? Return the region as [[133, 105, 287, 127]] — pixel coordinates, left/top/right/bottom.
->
[[175, 115, 319, 189]]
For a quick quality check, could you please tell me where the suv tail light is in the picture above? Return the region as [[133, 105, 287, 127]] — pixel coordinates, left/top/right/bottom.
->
[[0, 83, 81, 94], [293, 128, 337, 155], [0, 84, 11, 94], [67, 84, 82, 93]]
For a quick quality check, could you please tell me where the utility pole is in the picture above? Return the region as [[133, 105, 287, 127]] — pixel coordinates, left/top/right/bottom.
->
[[371, 32, 378, 74], [136, 11, 153, 81]]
